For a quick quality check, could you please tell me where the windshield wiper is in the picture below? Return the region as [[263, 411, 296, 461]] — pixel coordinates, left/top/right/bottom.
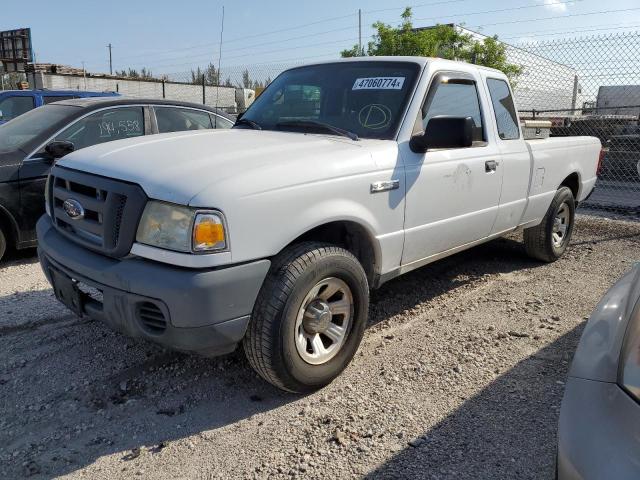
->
[[234, 118, 262, 130], [276, 120, 359, 141]]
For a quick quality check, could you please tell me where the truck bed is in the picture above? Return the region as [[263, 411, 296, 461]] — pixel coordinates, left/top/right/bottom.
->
[[522, 136, 601, 226]]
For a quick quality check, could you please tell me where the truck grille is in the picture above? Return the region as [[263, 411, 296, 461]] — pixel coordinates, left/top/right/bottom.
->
[[48, 166, 147, 258]]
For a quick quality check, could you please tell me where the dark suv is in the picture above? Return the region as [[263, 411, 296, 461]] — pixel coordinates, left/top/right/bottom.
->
[[0, 97, 234, 261]]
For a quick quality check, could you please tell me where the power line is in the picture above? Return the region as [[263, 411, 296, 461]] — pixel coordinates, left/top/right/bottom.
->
[[475, 6, 640, 28], [503, 23, 640, 41], [118, 32, 359, 69], [114, 12, 358, 63], [97, 25, 354, 68], [109, 0, 588, 70], [111, 0, 526, 65], [139, 37, 358, 72], [363, 0, 473, 15], [412, 0, 586, 24]]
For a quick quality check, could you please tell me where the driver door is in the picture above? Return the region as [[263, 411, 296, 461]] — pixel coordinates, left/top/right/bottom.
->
[[401, 71, 503, 266]]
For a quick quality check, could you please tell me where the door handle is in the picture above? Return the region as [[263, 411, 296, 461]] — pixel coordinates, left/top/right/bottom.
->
[[485, 160, 498, 173]]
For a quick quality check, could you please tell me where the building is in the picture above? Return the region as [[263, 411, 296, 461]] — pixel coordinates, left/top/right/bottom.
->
[[596, 85, 640, 116]]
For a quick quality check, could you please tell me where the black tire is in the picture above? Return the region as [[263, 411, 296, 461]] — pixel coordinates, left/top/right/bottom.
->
[[243, 242, 369, 393], [0, 226, 6, 262], [524, 186, 576, 262]]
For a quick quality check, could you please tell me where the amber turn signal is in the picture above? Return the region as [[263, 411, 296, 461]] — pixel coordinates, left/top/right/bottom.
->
[[192, 213, 226, 251]]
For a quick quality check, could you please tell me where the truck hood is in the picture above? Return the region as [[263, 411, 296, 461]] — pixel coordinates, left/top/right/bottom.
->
[[57, 129, 392, 205]]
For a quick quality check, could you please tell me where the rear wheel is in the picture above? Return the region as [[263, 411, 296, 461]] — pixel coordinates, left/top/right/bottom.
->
[[243, 242, 369, 393], [524, 186, 576, 262]]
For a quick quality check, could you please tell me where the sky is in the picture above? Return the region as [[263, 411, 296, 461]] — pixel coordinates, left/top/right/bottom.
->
[[3, 0, 640, 77]]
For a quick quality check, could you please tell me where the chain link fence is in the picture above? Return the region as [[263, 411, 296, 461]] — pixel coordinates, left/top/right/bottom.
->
[[513, 32, 640, 218]]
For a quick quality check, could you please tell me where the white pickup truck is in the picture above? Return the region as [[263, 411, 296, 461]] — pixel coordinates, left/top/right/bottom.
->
[[37, 57, 601, 392]]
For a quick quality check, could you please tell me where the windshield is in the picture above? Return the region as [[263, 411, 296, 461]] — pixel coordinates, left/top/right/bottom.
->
[[0, 104, 79, 153], [239, 61, 421, 140]]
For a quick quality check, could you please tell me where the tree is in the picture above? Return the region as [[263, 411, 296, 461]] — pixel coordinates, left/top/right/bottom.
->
[[191, 63, 219, 86], [238, 69, 272, 90], [115, 68, 157, 80], [341, 8, 522, 81]]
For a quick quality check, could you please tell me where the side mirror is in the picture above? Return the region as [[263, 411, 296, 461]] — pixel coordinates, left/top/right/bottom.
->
[[410, 116, 474, 153], [0, 110, 3, 120], [45, 141, 75, 160]]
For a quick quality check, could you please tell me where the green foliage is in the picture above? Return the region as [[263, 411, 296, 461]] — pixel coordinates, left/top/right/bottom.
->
[[341, 8, 522, 81]]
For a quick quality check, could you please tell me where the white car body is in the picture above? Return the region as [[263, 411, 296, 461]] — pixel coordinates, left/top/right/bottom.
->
[[57, 57, 600, 282]]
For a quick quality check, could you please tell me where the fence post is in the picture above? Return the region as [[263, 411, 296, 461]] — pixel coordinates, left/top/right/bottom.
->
[[571, 75, 579, 112], [202, 74, 206, 105], [162, 80, 165, 99]]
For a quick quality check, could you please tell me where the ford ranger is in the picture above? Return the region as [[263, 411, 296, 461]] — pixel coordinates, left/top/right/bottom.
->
[[37, 57, 601, 392]]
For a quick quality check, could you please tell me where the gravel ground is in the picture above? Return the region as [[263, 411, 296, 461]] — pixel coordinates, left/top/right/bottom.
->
[[1, 215, 638, 480]]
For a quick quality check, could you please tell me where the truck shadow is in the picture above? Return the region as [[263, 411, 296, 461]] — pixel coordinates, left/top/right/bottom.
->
[[0, 247, 39, 268], [368, 235, 543, 328], [364, 325, 585, 480], [0, 235, 550, 478]]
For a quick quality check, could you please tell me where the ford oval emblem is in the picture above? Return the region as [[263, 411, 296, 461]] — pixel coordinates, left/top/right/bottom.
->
[[62, 198, 85, 220]]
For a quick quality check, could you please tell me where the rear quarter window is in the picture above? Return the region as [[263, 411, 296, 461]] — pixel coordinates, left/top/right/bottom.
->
[[486, 78, 520, 140]]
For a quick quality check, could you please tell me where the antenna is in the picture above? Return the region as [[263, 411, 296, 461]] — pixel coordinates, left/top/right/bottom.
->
[[107, 43, 113, 75], [215, 5, 225, 111], [358, 9, 362, 56]]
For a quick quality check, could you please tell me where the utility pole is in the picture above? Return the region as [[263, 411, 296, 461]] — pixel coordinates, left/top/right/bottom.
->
[[358, 9, 362, 56], [107, 43, 113, 75], [82, 61, 87, 90]]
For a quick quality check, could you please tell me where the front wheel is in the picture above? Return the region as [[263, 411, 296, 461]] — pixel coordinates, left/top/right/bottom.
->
[[243, 242, 369, 393], [0, 226, 7, 262], [524, 186, 576, 262]]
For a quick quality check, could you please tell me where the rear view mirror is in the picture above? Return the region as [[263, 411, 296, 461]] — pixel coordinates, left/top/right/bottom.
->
[[45, 141, 75, 160], [410, 116, 474, 153]]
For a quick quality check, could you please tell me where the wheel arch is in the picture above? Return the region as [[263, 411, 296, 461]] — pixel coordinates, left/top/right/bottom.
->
[[281, 219, 381, 287], [559, 172, 580, 200], [0, 204, 19, 249]]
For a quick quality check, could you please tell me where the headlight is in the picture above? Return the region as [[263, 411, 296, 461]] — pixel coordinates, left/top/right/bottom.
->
[[136, 201, 227, 253], [619, 306, 640, 402]]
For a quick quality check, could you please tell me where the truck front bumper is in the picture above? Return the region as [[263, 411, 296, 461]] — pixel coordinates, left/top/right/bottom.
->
[[37, 215, 270, 357]]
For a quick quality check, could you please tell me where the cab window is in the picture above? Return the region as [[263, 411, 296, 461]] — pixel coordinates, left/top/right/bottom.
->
[[156, 107, 213, 133], [53, 107, 144, 150], [486, 78, 520, 140], [0, 95, 35, 122], [272, 84, 322, 120], [422, 77, 485, 144]]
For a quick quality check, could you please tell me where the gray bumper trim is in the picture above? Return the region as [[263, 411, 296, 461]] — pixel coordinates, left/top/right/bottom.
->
[[37, 215, 270, 356]]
